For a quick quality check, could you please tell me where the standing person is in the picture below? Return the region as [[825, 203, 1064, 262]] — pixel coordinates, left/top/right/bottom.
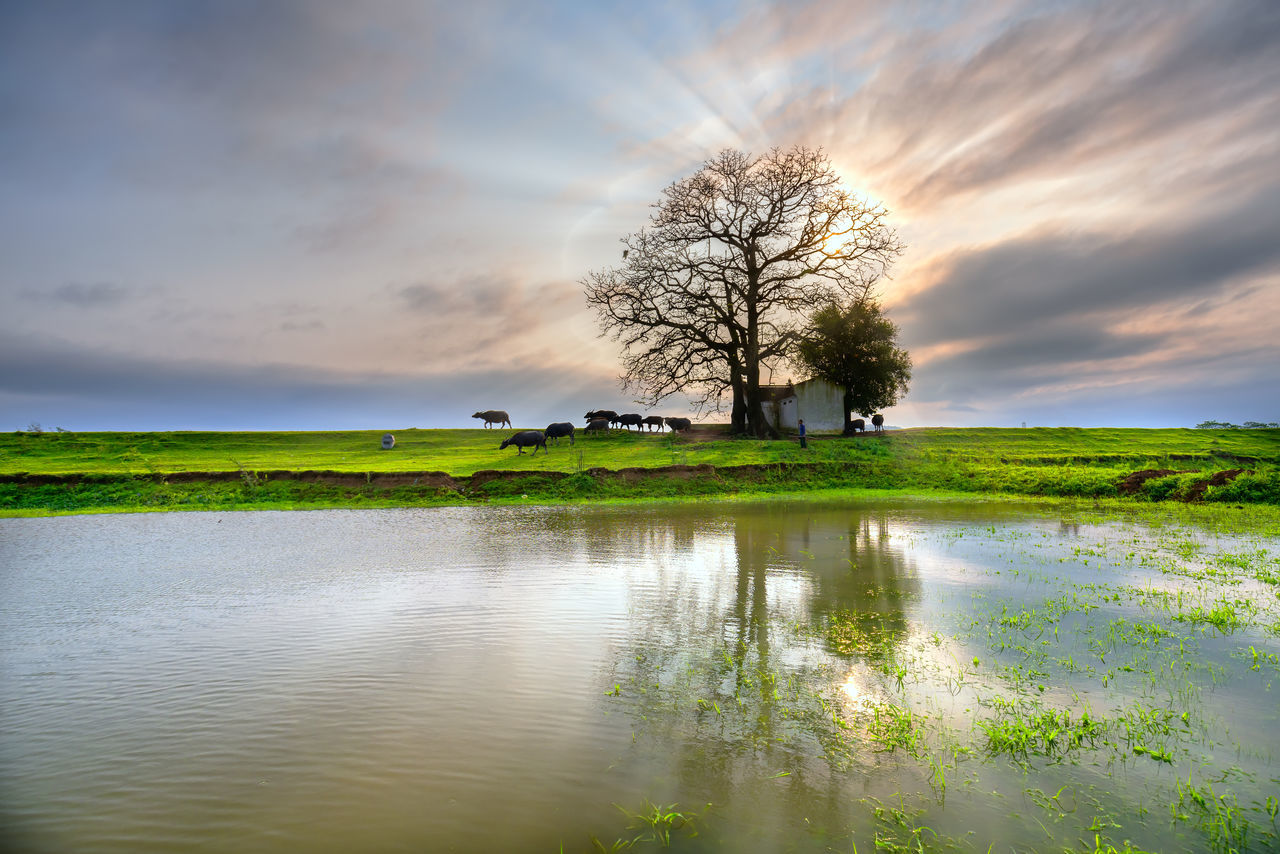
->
[[798, 419, 807, 449]]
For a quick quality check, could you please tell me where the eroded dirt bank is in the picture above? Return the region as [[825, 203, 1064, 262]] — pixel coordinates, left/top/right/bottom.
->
[[0, 463, 749, 490], [0, 463, 1256, 503]]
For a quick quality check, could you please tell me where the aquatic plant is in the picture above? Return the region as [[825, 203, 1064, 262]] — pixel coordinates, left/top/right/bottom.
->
[[867, 703, 926, 757], [977, 698, 1105, 761]]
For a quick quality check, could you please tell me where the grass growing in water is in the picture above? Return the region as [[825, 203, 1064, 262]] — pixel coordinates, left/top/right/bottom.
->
[[590, 501, 1280, 851], [581, 800, 710, 852], [977, 698, 1105, 761]]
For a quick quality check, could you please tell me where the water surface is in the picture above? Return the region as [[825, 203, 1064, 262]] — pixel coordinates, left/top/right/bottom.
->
[[2, 501, 1277, 852]]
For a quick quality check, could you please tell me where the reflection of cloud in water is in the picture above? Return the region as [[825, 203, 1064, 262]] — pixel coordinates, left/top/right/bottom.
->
[[894, 544, 1000, 587]]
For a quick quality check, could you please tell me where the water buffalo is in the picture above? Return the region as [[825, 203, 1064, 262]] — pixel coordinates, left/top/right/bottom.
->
[[499, 430, 546, 455], [545, 422, 575, 445], [585, 409, 617, 423], [472, 410, 511, 429], [872, 414, 884, 433], [642, 415, 665, 432], [844, 418, 866, 435], [614, 413, 643, 431], [664, 417, 692, 432], [584, 418, 610, 435]]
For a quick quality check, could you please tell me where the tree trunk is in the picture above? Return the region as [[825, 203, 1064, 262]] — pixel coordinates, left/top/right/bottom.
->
[[843, 387, 854, 433], [743, 360, 779, 439], [743, 302, 779, 440], [730, 377, 747, 435], [747, 398, 776, 439]]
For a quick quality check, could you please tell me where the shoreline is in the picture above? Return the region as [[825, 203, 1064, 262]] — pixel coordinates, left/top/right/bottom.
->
[[3, 463, 1278, 525]]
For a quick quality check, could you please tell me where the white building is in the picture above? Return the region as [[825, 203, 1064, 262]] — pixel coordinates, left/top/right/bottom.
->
[[760, 379, 847, 433]]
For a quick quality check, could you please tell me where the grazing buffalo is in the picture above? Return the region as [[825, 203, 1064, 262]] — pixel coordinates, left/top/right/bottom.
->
[[585, 409, 617, 423], [545, 422, 575, 445], [473, 410, 511, 429], [584, 418, 610, 435], [872, 414, 885, 433], [613, 413, 643, 430], [664, 417, 692, 432], [499, 430, 546, 455], [642, 415, 665, 432], [844, 418, 866, 435]]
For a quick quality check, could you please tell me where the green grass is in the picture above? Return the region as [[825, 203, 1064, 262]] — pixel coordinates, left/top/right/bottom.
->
[[2, 426, 1277, 515], [4, 426, 1276, 477]]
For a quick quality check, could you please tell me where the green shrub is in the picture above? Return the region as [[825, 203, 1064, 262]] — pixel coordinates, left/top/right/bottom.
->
[[1205, 469, 1280, 505]]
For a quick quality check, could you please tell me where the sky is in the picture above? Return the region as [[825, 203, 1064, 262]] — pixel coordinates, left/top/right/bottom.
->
[[2, 0, 1277, 431]]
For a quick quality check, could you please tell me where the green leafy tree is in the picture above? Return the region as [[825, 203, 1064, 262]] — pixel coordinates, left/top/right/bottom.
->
[[794, 299, 911, 430]]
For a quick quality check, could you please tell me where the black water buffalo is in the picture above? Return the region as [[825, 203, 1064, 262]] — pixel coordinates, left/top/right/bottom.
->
[[473, 410, 511, 429], [872, 414, 884, 433], [664, 417, 692, 432], [545, 422, 575, 445], [499, 430, 546, 455], [844, 418, 866, 435], [614, 413, 643, 430], [585, 409, 617, 423], [642, 415, 665, 432], [584, 418, 610, 435]]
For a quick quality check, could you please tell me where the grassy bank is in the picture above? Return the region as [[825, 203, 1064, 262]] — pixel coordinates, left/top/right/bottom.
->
[[2, 426, 1277, 515]]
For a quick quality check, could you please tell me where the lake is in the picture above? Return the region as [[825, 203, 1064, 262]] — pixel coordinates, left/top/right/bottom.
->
[[2, 500, 1277, 852]]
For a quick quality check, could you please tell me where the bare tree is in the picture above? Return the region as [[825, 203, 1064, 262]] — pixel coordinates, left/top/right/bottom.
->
[[583, 146, 903, 437]]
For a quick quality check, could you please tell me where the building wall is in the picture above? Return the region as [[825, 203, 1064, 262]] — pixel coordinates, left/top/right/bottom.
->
[[779, 397, 798, 431], [792, 379, 845, 432], [759, 379, 846, 433]]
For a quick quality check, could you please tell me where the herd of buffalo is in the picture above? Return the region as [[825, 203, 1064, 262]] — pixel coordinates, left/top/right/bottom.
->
[[847, 414, 885, 434], [471, 409, 694, 455], [470, 408, 886, 455]]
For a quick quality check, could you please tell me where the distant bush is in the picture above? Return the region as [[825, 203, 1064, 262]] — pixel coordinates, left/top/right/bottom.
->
[[1195, 421, 1279, 429]]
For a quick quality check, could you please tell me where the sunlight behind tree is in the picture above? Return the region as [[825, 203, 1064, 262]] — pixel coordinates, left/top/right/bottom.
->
[[582, 146, 903, 437]]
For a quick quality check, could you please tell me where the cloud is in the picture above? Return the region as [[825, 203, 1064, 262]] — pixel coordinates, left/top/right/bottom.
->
[[0, 1, 472, 254], [279, 320, 325, 333], [897, 186, 1280, 347], [907, 4, 1278, 206], [885, 178, 1280, 423], [21, 282, 135, 308], [3, 0, 1277, 430], [717, 1, 1280, 218], [898, 287, 1280, 421], [0, 332, 631, 431], [389, 273, 585, 365]]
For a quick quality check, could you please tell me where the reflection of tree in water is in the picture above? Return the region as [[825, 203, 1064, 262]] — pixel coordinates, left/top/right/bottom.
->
[[728, 503, 919, 664], [533, 503, 707, 571], [810, 511, 919, 665], [595, 503, 924, 847]]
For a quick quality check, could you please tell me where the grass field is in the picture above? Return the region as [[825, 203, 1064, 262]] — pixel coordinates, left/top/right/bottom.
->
[[2, 426, 1277, 515]]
